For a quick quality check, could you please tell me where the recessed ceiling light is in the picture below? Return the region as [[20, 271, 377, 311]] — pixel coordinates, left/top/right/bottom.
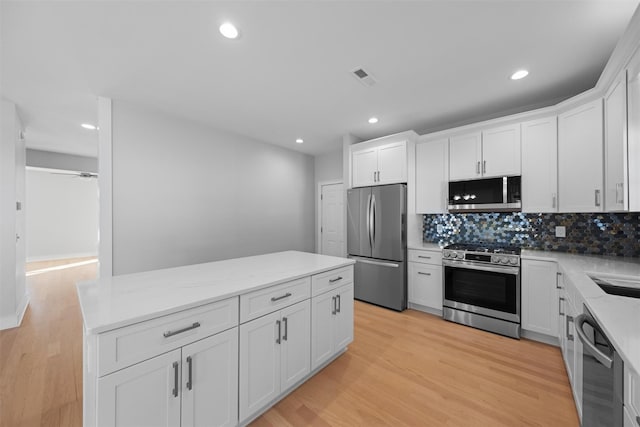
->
[[219, 22, 239, 39], [295, 138, 304, 144], [511, 69, 529, 80], [81, 123, 97, 130], [368, 117, 379, 124]]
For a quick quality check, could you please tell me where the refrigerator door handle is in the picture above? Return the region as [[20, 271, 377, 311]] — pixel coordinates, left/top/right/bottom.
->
[[349, 256, 399, 268], [367, 193, 373, 249], [371, 194, 376, 247]]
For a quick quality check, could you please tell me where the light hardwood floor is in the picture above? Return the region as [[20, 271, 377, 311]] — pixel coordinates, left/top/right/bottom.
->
[[0, 260, 579, 427]]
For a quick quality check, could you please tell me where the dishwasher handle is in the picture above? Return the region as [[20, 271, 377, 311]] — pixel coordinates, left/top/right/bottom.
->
[[574, 313, 613, 369]]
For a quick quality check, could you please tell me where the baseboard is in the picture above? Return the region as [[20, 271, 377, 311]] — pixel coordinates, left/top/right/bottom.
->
[[521, 329, 560, 347], [408, 302, 443, 317], [27, 252, 97, 263], [0, 295, 30, 331]]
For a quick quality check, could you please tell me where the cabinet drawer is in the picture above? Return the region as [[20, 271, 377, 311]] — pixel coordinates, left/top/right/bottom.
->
[[97, 297, 238, 377], [408, 249, 442, 265], [311, 266, 353, 297], [240, 277, 310, 323], [627, 365, 640, 420]]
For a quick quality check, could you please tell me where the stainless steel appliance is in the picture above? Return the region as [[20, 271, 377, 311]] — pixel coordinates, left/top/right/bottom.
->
[[448, 176, 522, 212], [442, 243, 521, 338], [575, 306, 624, 427], [347, 184, 406, 311]]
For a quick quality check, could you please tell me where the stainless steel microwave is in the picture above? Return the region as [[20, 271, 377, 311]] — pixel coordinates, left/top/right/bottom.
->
[[448, 176, 521, 212]]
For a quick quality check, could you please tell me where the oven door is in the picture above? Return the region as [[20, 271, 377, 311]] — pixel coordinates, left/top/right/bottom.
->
[[443, 260, 520, 323]]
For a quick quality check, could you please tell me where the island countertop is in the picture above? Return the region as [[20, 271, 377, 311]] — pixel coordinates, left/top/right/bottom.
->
[[76, 251, 354, 334]]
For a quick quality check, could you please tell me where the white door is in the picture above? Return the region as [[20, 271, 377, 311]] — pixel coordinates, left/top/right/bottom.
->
[[15, 134, 25, 302], [311, 290, 335, 370], [408, 262, 442, 310], [239, 311, 280, 423], [333, 283, 354, 351], [482, 124, 521, 177], [449, 132, 481, 180], [521, 260, 558, 337], [182, 328, 238, 427], [521, 116, 558, 212], [415, 138, 449, 214], [97, 349, 181, 427], [320, 183, 344, 257], [280, 300, 311, 390], [604, 73, 629, 211], [558, 100, 604, 212], [377, 142, 407, 184], [352, 147, 378, 187]]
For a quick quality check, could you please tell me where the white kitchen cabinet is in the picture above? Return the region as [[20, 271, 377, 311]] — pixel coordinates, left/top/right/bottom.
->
[[449, 132, 482, 180], [97, 328, 238, 427], [558, 99, 604, 212], [351, 140, 407, 187], [449, 124, 520, 181], [415, 138, 449, 213], [521, 259, 559, 338], [625, 364, 640, 423], [604, 72, 629, 211], [627, 49, 640, 212], [239, 299, 311, 423], [521, 116, 558, 212], [408, 248, 443, 314], [481, 124, 522, 177], [311, 282, 354, 371]]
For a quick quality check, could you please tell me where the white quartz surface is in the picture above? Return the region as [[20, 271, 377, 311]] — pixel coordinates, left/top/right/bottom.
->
[[522, 249, 640, 373], [408, 242, 444, 251], [77, 251, 354, 334]]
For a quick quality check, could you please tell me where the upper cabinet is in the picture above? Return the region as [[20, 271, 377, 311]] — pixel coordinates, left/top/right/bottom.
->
[[558, 99, 604, 213], [625, 49, 640, 212], [351, 132, 415, 188], [416, 138, 449, 214], [521, 116, 558, 213], [604, 72, 629, 212], [449, 124, 521, 181]]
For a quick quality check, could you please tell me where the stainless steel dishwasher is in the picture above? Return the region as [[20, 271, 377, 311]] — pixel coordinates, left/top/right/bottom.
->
[[575, 306, 624, 427]]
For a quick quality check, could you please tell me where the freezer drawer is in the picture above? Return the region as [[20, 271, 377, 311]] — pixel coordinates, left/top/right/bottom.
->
[[350, 256, 406, 311]]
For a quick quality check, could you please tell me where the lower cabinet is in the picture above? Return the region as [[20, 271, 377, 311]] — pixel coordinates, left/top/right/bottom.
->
[[239, 300, 311, 423], [408, 248, 443, 313], [521, 259, 559, 337], [311, 283, 354, 370], [97, 328, 238, 427]]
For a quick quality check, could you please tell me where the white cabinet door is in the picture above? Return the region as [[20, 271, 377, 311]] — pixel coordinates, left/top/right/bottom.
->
[[449, 132, 481, 180], [352, 147, 378, 187], [482, 124, 521, 177], [521, 259, 559, 337], [97, 349, 181, 427], [239, 311, 280, 423], [415, 138, 449, 213], [604, 73, 629, 211], [280, 300, 311, 391], [377, 142, 407, 184], [182, 328, 238, 427], [408, 262, 442, 311], [558, 99, 604, 212], [521, 117, 558, 212], [311, 290, 335, 370], [333, 283, 354, 351]]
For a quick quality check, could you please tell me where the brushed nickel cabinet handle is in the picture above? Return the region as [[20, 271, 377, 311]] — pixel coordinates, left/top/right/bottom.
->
[[559, 297, 565, 316], [329, 277, 343, 283], [483, 160, 487, 174], [271, 292, 292, 302], [172, 362, 179, 397], [566, 315, 574, 341], [552, 193, 557, 209], [275, 320, 281, 344], [418, 272, 431, 276], [373, 171, 376, 182], [616, 183, 624, 204], [635, 415, 639, 426], [331, 296, 336, 315], [186, 356, 193, 391], [417, 255, 431, 259], [556, 272, 562, 289], [595, 189, 601, 207], [476, 161, 481, 174], [336, 294, 341, 313], [282, 317, 288, 341], [163, 322, 201, 338]]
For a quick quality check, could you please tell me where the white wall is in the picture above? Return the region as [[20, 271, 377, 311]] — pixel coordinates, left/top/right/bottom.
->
[[111, 101, 315, 275], [27, 149, 98, 173], [25, 169, 98, 261], [314, 149, 343, 184]]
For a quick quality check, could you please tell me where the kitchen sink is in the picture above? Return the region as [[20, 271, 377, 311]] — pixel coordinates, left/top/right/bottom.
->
[[589, 275, 640, 299]]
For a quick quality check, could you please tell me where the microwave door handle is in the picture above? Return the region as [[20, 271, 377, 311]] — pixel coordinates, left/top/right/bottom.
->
[[574, 314, 613, 369]]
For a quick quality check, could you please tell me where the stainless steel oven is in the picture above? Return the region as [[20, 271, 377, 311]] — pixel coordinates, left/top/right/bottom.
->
[[442, 243, 521, 339]]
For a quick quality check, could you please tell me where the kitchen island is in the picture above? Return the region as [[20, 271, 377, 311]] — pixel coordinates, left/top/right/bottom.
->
[[77, 251, 355, 427]]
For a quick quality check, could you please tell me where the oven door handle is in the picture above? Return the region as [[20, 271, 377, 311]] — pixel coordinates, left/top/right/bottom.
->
[[574, 313, 613, 369], [442, 260, 520, 275]]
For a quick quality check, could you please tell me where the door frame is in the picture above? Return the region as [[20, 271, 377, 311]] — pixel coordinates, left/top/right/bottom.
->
[[316, 180, 344, 256]]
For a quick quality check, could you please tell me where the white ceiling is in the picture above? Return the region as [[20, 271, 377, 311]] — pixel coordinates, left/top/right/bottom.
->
[[2, 1, 639, 158]]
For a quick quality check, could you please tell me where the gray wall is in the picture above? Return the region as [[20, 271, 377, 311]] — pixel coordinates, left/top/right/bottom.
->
[[314, 149, 343, 185], [26, 149, 97, 173], [112, 101, 315, 275]]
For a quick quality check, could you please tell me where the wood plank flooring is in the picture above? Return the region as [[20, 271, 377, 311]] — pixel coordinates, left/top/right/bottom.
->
[[0, 260, 579, 427]]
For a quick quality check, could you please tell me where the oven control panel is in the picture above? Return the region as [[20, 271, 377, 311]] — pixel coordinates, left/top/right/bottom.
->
[[443, 250, 520, 267]]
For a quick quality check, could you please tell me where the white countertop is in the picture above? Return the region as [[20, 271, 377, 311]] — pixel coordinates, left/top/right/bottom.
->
[[522, 249, 640, 373], [408, 242, 444, 251], [76, 251, 354, 334]]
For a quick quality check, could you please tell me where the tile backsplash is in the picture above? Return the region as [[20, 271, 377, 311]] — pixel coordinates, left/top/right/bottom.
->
[[423, 212, 640, 257]]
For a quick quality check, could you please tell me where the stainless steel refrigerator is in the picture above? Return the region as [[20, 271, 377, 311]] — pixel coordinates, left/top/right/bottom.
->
[[347, 183, 406, 311]]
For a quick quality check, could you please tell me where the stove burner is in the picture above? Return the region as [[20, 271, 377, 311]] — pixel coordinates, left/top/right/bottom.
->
[[444, 243, 521, 255]]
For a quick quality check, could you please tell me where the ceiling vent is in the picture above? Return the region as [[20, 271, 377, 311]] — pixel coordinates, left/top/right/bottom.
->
[[351, 67, 377, 87]]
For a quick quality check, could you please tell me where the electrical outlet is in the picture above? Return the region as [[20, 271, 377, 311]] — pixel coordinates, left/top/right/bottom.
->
[[436, 224, 443, 233], [555, 226, 566, 238]]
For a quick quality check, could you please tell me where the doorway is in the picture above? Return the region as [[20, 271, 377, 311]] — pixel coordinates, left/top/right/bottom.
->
[[318, 182, 345, 257]]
